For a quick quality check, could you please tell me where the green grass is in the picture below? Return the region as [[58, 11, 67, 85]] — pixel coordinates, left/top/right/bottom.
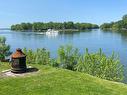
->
[[0, 63, 127, 95]]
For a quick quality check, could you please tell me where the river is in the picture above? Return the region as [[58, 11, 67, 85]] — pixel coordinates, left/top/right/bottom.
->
[[0, 29, 127, 66]]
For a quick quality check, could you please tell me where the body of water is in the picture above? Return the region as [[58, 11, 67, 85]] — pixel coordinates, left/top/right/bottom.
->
[[0, 29, 127, 65]]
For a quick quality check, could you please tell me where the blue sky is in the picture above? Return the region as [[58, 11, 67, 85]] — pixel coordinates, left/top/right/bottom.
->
[[0, 0, 127, 28]]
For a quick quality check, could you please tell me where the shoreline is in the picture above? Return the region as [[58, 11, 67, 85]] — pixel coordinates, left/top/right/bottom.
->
[[11, 28, 99, 32]]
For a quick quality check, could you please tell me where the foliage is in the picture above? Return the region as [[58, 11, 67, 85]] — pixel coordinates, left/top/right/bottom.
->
[[100, 14, 127, 31], [22, 45, 124, 82], [57, 45, 80, 70], [0, 36, 11, 61], [11, 22, 99, 31], [50, 58, 59, 67], [75, 48, 124, 82], [23, 48, 50, 65], [122, 14, 127, 22], [100, 22, 114, 30]]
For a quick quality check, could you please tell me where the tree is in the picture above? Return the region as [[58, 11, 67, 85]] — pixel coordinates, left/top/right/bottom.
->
[[112, 20, 124, 30], [100, 23, 113, 29], [0, 36, 11, 61], [122, 14, 127, 21], [100, 14, 127, 31], [11, 22, 99, 31]]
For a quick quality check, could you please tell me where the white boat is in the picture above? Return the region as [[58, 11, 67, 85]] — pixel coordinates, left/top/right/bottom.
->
[[46, 29, 59, 37]]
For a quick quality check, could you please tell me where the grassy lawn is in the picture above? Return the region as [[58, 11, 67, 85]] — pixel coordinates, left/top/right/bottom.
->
[[0, 63, 127, 95]]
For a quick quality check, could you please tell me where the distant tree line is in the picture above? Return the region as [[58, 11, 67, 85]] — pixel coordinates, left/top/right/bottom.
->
[[11, 22, 99, 32], [100, 14, 127, 31]]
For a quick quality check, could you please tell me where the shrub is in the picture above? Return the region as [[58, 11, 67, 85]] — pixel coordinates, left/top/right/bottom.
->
[[0, 36, 11, 61], [23, 48, 50, 65], [57, 45, 80, 70], [75, 48, 124, 82], [50, 58, 59, 67], [23, 45, 124, 82]]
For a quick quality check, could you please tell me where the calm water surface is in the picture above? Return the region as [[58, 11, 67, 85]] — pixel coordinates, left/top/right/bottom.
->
[[0, 29, 127, 65]]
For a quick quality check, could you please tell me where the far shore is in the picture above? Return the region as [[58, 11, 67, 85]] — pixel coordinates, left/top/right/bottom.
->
[[11, 29, 96, 32], [0, 28, 10, 30]]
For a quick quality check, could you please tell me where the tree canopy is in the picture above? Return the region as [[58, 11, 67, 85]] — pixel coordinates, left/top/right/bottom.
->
[[100, 14, 127, 31], [11, 22, 99, 32]]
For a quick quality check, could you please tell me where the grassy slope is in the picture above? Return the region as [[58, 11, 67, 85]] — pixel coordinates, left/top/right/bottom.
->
[[0, 63, 127, 95]]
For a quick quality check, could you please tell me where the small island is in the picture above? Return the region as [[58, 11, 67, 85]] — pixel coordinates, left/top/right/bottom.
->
[[11, 22, 99, 32]]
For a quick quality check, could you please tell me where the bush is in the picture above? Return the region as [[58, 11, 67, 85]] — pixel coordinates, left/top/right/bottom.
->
[[57, 45, 80, 70], [75, 48, 124, 82], [23, 48, 50, 65], [0, 36, 11, 61], [50, 58, 59, 67], [23, 45, 124, 82]]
